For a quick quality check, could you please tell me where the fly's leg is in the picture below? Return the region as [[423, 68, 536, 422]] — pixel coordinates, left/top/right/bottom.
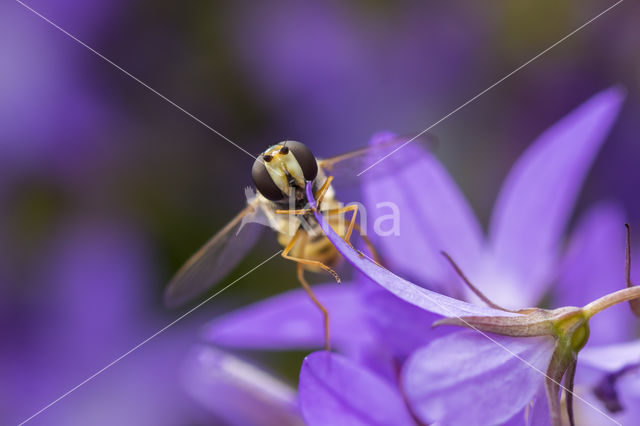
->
[[322, 205, 382, 265], [323, 204, 358, 244], [281, 228, 336, 351], [353, 223, 382, 265], [274, 208, 311, 215], [281, 228, 341, 283], [297, 263, 331, 351], [315, 176, 333, 205]]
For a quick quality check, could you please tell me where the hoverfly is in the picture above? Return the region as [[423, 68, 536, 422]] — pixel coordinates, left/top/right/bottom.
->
[[164, 135, 433, 350]]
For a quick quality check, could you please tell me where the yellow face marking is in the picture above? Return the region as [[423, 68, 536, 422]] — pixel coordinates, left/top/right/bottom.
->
[[263, 144, 306, 196]]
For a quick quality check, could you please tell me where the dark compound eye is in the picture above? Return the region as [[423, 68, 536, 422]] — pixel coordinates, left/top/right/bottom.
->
[[279, 146, 289, 155], [252, 157, 285, 201], [263, 154, 273, 162], [285, 141, 317, 181]]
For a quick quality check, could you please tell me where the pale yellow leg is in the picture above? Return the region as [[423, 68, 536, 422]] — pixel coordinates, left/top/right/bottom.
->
[[315, 176, 334, 205], [281, 228, 335, 351], [323, 204, 358, 242], [297, 263, 331, 351], [321, 204, 384, 266], [275, 208, 311, 215], [281, 228, 341, 282], [353, 223, 382, 266]]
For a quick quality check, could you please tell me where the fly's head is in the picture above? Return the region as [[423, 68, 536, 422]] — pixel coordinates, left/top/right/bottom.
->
[[252, 141, 318, 204]]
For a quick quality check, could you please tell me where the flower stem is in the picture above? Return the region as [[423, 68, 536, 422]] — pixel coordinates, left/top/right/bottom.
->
[[583, 286, 640, 318]]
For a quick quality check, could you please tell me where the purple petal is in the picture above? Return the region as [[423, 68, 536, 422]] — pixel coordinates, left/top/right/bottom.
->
[[307, 182, 518, 318], [339, 337, 398, 384], [487, 87, 625, 306], [526, 388, 552, 426], [362, 132, 483, 293], [359, 278, 451, 362], [575, 342, 640, 424], [203, 282, 374, 350], [402, 330, 555, 425], [616, 371, 640, 423], [556, 203, 636, 345], [183, 345, 303, 426], [502, 387, 550, 426], [299, 351, 414, 426], [580, 340, 640, 373]]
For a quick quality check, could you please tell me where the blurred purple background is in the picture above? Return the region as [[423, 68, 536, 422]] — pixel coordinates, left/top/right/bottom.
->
[[1, 0, 639, 424]]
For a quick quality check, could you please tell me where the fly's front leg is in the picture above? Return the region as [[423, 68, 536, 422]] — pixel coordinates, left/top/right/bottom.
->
[[323, 204, 382, 265], [275, 208, 312, 215], [323, 204, 358, 244], [315, 175, 333, 205]]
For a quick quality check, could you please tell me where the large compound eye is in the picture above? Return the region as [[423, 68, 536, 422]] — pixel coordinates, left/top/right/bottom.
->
[[252, 157, 284, 201], [285, 141, 318, 181]]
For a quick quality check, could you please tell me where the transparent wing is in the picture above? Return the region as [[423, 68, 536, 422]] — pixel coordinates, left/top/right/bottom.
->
[[318, 133, 437, 187], [164, 200, 265, 308]]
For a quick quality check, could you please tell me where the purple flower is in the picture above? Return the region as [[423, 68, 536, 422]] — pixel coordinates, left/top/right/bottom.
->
[[362, 87, 626, 309], [188, 87, 630, 425], [308, 184, 554, 424], [303, 88, 640, 424], [298, 351, 415, 426], [356, 87, 629, 365], [310, 175, 640, 425]]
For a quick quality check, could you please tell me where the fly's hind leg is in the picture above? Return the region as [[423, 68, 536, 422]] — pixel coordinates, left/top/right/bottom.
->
[[282, 228, 341, 283], [297, 263, 331, 351], [281, 228, 338, 351]]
